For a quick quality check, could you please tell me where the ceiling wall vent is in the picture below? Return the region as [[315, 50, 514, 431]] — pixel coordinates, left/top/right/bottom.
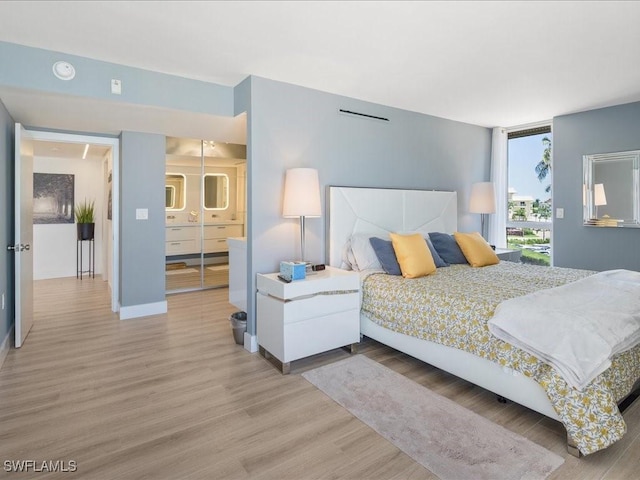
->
[[338, 109, 389, 122]]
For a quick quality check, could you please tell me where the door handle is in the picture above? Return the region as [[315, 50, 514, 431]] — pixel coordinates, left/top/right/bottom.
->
[[8, 244, 30, 252]]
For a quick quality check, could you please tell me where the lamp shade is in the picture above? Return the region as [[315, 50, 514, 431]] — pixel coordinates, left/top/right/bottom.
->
[[594, 183, 607, 206], [469, 182, 496, 214], [282, 168, 322, 217]]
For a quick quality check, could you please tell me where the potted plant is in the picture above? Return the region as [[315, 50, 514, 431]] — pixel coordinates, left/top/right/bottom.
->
[[75, 198, 95, 240]]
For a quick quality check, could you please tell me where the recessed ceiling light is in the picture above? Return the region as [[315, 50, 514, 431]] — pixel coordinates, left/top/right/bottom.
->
[[52, 61, 75, 81]]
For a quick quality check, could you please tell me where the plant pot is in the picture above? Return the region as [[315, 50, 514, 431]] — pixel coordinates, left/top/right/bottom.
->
[[77, 222, 95, 241]]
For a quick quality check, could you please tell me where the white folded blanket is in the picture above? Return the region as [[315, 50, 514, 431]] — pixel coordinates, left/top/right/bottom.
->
[[488, 269, 640, 391]]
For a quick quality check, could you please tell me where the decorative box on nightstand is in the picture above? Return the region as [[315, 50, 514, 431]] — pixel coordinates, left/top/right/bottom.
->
[[256, 266, 360, 374], [495, 248, 522, 263]]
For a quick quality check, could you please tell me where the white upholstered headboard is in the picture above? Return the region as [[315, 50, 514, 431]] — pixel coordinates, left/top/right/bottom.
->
[[327, 187, 458, 267]]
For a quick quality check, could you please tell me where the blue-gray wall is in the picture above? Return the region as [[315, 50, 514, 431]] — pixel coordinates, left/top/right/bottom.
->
[[0, 41, 233, 116], [234, 77, 253, 317], [553, 101, 640, 271], [245, 76, 492, 334], [119, 132, 166, 308], [0, 100, 14, 345]]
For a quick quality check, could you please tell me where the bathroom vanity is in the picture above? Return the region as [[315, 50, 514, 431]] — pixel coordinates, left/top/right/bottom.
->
[[166, 222, 244, 256]]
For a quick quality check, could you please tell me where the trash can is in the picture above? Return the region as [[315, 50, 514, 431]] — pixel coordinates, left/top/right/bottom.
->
[[230, 311, 247, 345]]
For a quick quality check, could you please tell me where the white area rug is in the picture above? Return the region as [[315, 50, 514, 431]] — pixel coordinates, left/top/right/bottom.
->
[[165, 268, 198, 275], [302, 355, 564, 480]]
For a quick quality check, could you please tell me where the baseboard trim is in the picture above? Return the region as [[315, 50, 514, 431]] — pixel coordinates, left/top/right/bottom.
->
[[244, 333, 258, 353], [119, 301, 167, 320], [0, 326, 14, 370]]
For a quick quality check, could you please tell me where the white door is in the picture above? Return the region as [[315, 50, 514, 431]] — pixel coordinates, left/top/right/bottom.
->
[[13, 124, 34, 348]]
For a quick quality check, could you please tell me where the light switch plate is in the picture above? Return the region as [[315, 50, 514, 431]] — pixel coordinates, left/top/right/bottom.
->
[[136, 208, 148, 220], [556, 207, 564, 219]]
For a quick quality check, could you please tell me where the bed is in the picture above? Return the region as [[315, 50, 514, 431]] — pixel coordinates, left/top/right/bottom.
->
[[326, 186, 640, 456]]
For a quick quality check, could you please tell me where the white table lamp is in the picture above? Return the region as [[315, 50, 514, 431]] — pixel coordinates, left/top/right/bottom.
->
[[594, 183, 607, 218], [469, 182, 496, 239], [283, 168, 322, 262]]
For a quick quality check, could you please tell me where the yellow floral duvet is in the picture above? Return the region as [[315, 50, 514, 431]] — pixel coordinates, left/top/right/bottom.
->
[[361, 262, 640, 455]]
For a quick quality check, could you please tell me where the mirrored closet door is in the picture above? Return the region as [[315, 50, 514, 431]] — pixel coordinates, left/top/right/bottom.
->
[[165, 137, 246, 293]]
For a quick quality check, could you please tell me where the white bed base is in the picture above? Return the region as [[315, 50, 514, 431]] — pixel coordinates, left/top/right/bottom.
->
[[361, 315, 559, 420], [327, 186, 561, 423]]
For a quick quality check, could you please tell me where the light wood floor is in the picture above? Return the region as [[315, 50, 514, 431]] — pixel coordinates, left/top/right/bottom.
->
[[0, 278, 638, 479]]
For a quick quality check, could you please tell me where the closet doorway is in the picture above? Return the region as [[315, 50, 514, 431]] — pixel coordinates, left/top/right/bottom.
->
[[164, 137, 246, 293]]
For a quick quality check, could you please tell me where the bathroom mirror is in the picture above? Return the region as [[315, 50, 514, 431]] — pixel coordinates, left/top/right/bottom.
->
[[165, 186, 176, 209], [165, 173, 186, 210], [203, 173, 229, 210], [583, 150, 640, 227]]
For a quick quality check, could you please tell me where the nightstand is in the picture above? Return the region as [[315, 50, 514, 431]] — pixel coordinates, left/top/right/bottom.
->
[[256, 266, 360, 374], [495, 248, 522, 262]]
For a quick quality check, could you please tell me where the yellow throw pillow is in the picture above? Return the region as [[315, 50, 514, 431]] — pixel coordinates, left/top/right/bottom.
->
[[390, 233, 436, 278], [453, 231, 499, 267]]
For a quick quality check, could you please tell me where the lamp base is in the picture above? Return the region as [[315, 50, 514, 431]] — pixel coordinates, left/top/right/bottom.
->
[[480, 213, 487, 240]]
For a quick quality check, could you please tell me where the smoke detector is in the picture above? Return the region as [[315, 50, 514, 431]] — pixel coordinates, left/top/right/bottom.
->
[[52, 61, 75, 80]]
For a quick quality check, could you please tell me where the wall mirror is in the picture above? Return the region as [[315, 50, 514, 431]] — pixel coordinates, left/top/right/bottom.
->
[[165, 185, 176, 209], [583, 150, 640, 227], [165, 173, 186, 210], [203, 173, 229, 210]]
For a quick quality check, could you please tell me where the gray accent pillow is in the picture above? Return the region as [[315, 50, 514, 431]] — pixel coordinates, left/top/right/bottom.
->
[[369, 236, 449, 275], [428, 232, 469, 264], [369, 237, 402, 275], [425, 236, 450, 267]]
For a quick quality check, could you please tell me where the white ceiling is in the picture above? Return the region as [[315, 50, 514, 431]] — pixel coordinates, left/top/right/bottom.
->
[[1, 1, 639, 131], [33, 140, 111, 162]]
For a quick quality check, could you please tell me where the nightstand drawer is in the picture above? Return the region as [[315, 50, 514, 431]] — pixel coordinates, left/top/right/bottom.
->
[[281, 292, 359, 323], [283, 310, 360, 361], [257, 270, 359, 299]]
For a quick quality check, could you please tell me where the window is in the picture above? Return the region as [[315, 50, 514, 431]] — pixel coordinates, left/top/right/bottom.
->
[[507, 125, 552, 266]]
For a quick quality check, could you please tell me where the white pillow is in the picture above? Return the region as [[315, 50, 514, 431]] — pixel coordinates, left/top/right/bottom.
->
[[349, 233, 385, 271], [341, 236, 357, 270]]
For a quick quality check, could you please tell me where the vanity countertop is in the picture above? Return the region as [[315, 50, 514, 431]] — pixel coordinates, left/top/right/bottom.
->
[[227, 237, 247, 246]]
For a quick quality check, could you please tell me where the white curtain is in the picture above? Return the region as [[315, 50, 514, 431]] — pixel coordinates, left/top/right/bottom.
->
[[488, 127, 507, 248]]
